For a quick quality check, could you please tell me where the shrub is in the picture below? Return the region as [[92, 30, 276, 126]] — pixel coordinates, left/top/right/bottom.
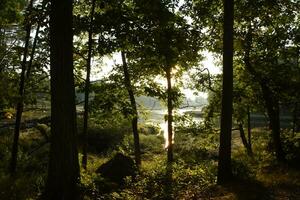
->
[[138, 124, 160, 135], [121, 133, 164, 156], [282, 131, 300, 163], [174, 130, 219, 164], [77, 124, 130, 154]]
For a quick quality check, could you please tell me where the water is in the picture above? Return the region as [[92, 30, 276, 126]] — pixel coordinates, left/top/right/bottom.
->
[[139, 107, 204, 148]]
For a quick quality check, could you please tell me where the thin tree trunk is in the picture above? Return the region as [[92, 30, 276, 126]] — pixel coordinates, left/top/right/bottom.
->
[[9, 0, 34, 175], [217, 0, 234, 184], [292, 103, 297, 136], [45, 0, 80, 199], [238, 123, 247, 149], [294, 47, 300, 135], [121, 51, 141, 167], [261, 86, 285, 162], [238, 122, 252, 155], [166, 67, 173, 163], [25, 5, 44, 79], [82, 0, 96, 170], [247, 106, 252, 153]]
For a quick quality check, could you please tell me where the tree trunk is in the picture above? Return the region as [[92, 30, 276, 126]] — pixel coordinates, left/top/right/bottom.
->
[[25, 1, 45, 79], [82, 0, 96, 170], [45, 0, 80, 199], [261, 84, 285, 162], [217, 0, 234, 184], [238, 122, 252, 156], [121, 51, 141, 167], [292, 103, 297, 136], [9, 0, 33, 176], [166, 67, 173, 163], [247, 106, 252, 153]]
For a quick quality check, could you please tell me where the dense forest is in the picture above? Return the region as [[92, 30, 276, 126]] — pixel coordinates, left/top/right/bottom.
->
[[0, 0, 300, 199]]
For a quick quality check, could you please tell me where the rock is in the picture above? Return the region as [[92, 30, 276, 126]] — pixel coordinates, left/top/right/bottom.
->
[[96, 153, 137, 184]]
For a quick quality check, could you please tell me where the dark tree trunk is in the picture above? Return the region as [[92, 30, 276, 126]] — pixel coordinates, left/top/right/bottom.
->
[[9, 0, 33, 175], [82, 0, 96, 170], [45, 0, 80, 199], [217, 0, 234, 184], [247, 106, 252, 153], [166, 67, 173, 163], [25, 3, 44, 80], [238, 122, 252, 156], [261, 84, 285, 162], [292, 103, 297, 136], [121, 51, 141, 167]]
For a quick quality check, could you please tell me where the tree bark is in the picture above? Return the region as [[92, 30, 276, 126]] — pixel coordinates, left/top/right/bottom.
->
[[247, 106, 252, 153], [45, 0, 80, 199], [121, 51, 141, 167], [292, 103, 297, 136], [217, 0, 234, 184], [9, 0, 34, 176], [238, 122, 252, 156], [166, 67, 173, 163], [82, 0, 96, 170], [260, 84, 285, 162]]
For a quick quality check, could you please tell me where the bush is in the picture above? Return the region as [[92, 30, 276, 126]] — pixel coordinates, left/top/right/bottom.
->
[[78, 124, 129, 154], [117, 159, 216, 200], [282, 131, 300, 163], [174, 130, 219, 163], [231, 159, 254, 179], [138, 124, 160, 135], [121, 133, 164, 156]]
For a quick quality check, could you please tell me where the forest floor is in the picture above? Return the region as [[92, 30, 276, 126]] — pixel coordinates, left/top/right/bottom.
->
[[0, 112, 299, 199]]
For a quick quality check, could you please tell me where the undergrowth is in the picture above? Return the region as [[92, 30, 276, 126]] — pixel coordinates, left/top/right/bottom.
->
[[0, 121, 299, 199]]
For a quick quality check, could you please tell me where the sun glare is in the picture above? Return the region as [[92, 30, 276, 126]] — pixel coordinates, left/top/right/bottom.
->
[[160, 121, 174, 149]]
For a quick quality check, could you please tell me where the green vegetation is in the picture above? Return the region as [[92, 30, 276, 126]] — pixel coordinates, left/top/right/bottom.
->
[[0, 0, 300, 199], [1, 117, 300, 199]]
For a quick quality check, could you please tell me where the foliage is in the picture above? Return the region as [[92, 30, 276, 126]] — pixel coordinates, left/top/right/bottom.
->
[[0, 0, 25, 26], [281, 131, 300, 163], [1, 0, 300, 198], [0, 127, 48, 199], [138, 124, 161, 135], [0, 0, 50, 111], [175, 121, 219, 163], [77, 120, 131, 154], [120, 132, 164, 156]]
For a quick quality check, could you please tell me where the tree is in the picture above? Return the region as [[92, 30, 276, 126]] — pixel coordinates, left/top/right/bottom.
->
[[217, 0, 234, 184], [9, 0, 47, 175], [9, 0, 34, 175], [235, 0, 300, 162], [134, 0, 202, 163], [82, 0, 96, 170], [121, 51, 141, 166], [44, 0, 80, 199], [87, 0, 142, 166], [0, 0, 25, 27]]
